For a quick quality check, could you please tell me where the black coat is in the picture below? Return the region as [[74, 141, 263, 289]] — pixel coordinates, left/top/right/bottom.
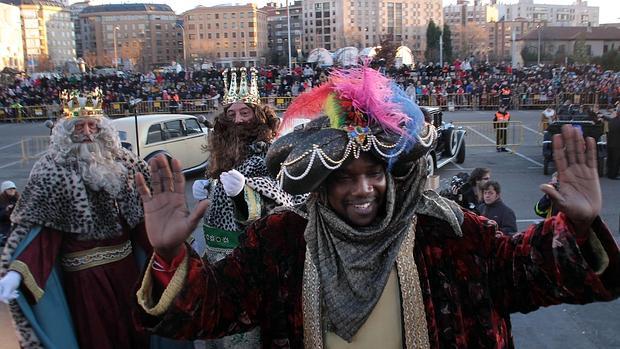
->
[[478, 198, 517, 234]]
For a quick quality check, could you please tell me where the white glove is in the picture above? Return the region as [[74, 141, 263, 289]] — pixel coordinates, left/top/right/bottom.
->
[[192, 179, 210, 201], [219, 170, 245, 197], [0, 271, 22, 304]]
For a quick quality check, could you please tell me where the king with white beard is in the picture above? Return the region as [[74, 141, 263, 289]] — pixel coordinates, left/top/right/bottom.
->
[[0, 90, 156, 349]]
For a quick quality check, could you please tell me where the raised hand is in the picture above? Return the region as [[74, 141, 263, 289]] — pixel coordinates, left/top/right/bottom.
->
[[540, 124, 602, 233], [136, 155, 210, 260], [220, 169, 246, 197]]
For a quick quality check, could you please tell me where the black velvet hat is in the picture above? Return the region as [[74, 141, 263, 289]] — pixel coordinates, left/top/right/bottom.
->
[[266, 66, 437, 195]]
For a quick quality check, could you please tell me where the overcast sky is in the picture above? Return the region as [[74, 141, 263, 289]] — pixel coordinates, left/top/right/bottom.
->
[[73, 0, 619, 24]]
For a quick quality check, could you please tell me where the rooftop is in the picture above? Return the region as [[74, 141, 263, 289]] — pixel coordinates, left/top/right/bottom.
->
[[81, 3, 173, 14], [520, 26, 620, 41]]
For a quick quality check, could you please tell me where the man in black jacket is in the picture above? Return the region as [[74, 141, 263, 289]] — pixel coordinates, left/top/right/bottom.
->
[[478, 181, 517, 234], [606, 105, 620, 180]]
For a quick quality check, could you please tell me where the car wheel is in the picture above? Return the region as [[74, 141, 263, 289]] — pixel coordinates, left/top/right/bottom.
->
[[449, 129, 459, 156], [425, 153, 435, 177], [145, 151, 172, 164], [455, 139, 466, 164]]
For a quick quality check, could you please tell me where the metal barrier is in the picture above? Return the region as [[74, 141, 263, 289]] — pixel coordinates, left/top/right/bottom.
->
[[21, 136, 50, 160], [262, 96, 294, 111], [452, 121, 524, 150], [0, 92, 614, 122]]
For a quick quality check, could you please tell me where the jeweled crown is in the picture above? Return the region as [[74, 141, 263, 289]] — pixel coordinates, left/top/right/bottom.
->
[[222, 67, 261, 105], [60, 88, 104, 119]]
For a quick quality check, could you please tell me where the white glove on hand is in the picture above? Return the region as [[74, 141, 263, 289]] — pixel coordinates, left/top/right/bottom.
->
[[220, 170, 245, 197], [0, 271, 22, 304]]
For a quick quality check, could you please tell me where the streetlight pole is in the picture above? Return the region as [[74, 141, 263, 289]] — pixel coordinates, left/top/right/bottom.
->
[[286, 0, 292, 72], [176, 23, 187, 71], [439, 32, 443, 66], [511, 25, 517, 68], [113, 26, 119, 70], [537, 25, 541, 65]]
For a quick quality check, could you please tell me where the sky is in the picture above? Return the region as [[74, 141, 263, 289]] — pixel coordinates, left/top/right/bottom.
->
[[72, 0, 619, 23]]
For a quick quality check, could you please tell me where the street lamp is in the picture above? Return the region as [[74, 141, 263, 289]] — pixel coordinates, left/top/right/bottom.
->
[[113, 26, 119, 70], [536, 24, 541, 65], [175, 23, 187, 71]]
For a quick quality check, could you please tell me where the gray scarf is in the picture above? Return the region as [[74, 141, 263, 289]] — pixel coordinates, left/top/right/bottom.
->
[[304, 161, 463, 341]]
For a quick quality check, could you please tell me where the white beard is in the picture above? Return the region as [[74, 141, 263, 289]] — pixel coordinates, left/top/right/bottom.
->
[[71, 139, 127, 197]]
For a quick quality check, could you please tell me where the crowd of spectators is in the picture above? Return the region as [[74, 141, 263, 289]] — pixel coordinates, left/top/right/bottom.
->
[[0, 61, 618, 111]]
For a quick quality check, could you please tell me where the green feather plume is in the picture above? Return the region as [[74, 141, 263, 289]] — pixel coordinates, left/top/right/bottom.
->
[[324, 93, 344, 129]]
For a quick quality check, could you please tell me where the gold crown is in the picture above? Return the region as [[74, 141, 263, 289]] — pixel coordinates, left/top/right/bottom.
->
[[222, 67, 261, 105], [60, 88, 104, 119]]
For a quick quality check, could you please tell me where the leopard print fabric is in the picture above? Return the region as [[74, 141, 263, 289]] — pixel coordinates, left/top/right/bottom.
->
[[204, 144, 307, 263], [8, 147, 149, 241], [0, 149, 150, 349]]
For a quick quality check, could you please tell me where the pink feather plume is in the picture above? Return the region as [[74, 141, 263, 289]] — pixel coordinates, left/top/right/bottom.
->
[[330, 66, 407, 135]]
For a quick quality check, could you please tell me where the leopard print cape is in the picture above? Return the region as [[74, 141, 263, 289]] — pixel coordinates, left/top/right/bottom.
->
[[0, 148, 150, 349], [204, 143, 307, 263]]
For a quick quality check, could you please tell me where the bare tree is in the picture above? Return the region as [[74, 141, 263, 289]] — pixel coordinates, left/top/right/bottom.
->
[[452, 23, 489, 60]]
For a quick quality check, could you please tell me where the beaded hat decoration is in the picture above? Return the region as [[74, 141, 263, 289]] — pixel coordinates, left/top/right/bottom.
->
[[222, 67, 261, 105], [266, 65, 437, 194], [60, 88, 104, 119]]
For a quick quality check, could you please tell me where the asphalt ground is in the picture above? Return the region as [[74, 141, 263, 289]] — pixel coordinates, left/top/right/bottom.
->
[[0, 110, 618, 348]]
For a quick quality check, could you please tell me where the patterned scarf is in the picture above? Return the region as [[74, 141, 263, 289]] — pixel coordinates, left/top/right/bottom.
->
[[304, 161, 463, 341]]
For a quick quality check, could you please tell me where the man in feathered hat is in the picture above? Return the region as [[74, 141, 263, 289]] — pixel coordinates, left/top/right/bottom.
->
[[198, 67, 305, 348], [0, 89, 154, 349], [133, 66, 619, 348]]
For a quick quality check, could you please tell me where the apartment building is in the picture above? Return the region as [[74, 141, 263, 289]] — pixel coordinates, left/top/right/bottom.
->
[[1, 0, 75, 71], [489, 18, 544, 61], [0, 2, 25, 71], [501, 0, 599, 27], [79, 3, 182, 71], [182, 4, 269, 67], [69, 0, 90, 58], [263, 1, 303, 64], [301, 0, 443, 58], [443, 0, 499, 58]]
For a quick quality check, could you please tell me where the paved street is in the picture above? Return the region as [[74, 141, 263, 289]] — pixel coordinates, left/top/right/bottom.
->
[[0, 110, 618, 347]]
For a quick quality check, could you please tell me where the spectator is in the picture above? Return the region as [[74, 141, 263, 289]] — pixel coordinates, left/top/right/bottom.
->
[[606, 102, 620, 180], [0, 181, 19, 247], [478, 181, 518, 234], [456, 167, 490, 213], [494, 105, 510, 152], [535, 172, 560, 218], [540, 106, 556, 131]]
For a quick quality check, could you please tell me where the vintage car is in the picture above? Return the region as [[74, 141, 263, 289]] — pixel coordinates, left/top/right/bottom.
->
[[111, 114, 210, 174], [421, 106, 466, 176], [542, 118, 606, 176]]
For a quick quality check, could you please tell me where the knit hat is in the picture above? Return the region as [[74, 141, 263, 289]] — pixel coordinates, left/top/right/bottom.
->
[[266, 65, 436, 195], [1, 181, 16, 192]]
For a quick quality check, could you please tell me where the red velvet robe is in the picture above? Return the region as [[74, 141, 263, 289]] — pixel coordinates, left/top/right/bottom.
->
[[14, 222, 151, 349], [135, 210, 620, 349]]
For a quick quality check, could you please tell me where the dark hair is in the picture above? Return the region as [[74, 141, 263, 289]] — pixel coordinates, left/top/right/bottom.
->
[[468, 167, 490, 185], [481, 180, 501, 194]]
